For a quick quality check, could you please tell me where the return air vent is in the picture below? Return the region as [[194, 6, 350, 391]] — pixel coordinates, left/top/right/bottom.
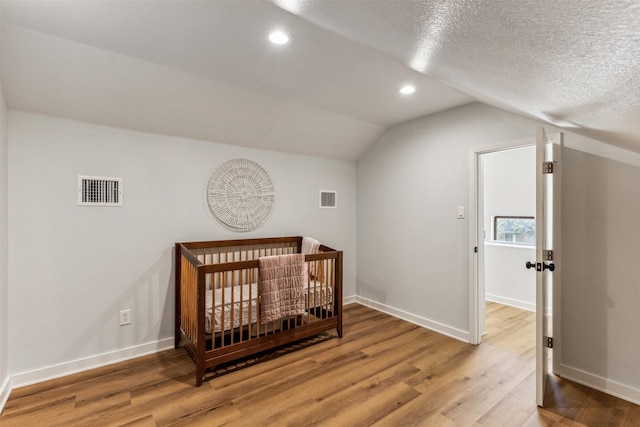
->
[[320, 190, 337, 208], [78, 176, 123, 206]]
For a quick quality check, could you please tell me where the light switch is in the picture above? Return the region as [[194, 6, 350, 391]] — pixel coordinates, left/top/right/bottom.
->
[[457, 206, 465, 219]]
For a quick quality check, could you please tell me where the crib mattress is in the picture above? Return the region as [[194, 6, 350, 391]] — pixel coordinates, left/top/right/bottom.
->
[[205, 280, 333, 334]]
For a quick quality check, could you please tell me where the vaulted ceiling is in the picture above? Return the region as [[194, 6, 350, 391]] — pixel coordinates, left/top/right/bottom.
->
[[1, 1, 639, 160]]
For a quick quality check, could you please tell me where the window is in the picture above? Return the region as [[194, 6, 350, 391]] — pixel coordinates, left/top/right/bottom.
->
[[494, 216, 535, 245]]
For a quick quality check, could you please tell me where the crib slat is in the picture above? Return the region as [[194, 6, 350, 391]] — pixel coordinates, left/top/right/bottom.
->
[[249, 268, 254, 339], [220, 271, 226, 345], [240, 269, 245, 343], [257, 270, 262, 337], [312, 262, 318, 320], [210, 274, 215, 350], [306, 260, 311, 325], [233, 269, 237, 342]]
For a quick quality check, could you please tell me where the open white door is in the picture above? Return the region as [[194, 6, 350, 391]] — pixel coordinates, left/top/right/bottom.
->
[[534, 128, 562, 406]]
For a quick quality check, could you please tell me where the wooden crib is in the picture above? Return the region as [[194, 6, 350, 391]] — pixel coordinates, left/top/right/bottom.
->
[[175, 236, 343, 386]]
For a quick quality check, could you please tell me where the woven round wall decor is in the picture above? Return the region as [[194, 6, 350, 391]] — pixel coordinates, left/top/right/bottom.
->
[[206, 158, 275, 232]]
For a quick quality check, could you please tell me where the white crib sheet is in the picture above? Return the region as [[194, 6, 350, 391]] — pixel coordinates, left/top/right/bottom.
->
[[205, 279, 334, 334]]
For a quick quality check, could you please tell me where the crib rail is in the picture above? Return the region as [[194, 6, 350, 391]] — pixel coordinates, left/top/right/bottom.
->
[[186, 236, 301, 264], [175, 237, 343, 385]]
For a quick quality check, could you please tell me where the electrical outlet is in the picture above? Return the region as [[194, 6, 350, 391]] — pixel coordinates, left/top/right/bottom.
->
[[119, 309, 131, 326]]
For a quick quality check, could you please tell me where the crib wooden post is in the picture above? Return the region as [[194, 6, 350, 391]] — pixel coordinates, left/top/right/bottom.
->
[[196, 266, 207, 386], [174, 243, 182, 349], [336, 250, 343, 338]]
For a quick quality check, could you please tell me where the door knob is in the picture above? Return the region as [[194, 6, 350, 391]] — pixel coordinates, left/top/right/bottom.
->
[[525, 261, 555, 272]]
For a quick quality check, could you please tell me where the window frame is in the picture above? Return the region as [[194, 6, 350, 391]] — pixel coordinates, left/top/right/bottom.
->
[[493, 215, 535, 245]]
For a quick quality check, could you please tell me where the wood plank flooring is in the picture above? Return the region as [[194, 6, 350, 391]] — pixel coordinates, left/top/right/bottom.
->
[[2, 302, 639, 426]]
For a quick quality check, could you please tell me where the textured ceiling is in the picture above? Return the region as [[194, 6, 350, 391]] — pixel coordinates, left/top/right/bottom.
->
[[274, 0, 640, 153], [1, 0, 639, 159]]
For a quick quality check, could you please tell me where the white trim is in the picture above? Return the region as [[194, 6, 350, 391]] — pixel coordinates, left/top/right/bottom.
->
[[468, 148, 480, 343], [557, 363, 640, 406], [484, 241, 535, 250], [343, 295, 357, 305], [486, 293, 535, 312], [0, 376, 12, 415], [356, 296, 470, 343], [469, 137, 536, 157], [10, 338, 174, 389]]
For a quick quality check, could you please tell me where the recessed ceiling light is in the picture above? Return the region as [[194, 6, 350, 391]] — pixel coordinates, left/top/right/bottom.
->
[[269, 30, 289, 45], [399, 85, 416, 95]]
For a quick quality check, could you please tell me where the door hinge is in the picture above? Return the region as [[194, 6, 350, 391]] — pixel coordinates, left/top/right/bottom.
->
[[545, 336, 553, 348], [474, 246, 478, 253], [543, 161, 554, 174], [544, 250, 553, 261]]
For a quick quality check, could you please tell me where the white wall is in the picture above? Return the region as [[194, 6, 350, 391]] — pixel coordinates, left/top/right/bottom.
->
[[482, 147, 535, 238], [356, 103, 540, 339], [559, 144, 640, 402], [484, 244, 535, 311], [483, 147, 536, 311], [7, 111, 356, 383]]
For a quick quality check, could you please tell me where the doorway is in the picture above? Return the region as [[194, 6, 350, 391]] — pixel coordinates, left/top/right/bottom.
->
[[467, 137, 536, 344], [479, 146, 536, 335]]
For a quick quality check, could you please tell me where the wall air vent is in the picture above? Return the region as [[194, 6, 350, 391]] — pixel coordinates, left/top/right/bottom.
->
[[78, 175, 123, 207], [320, 190, 337, 208]]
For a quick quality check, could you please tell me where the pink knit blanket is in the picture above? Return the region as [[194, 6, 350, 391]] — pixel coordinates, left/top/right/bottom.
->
[[258, 254, 306, 323]]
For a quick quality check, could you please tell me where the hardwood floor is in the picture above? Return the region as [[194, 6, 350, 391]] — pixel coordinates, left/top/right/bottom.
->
[[2, 302, 639, 426]]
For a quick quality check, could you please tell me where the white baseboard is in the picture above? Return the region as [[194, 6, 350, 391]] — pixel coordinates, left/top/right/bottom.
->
[[5, 296, 358, 398], [343, 295, 357, 305], [485, 294, 535, 312], [0, 376, 12, 415], [355, 296, 470, 343], [10, 338, 174, 390], [557, 363, 640, 405]]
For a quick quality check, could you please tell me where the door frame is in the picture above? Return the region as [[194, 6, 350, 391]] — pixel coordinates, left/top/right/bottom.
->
[[468, 136, 536, 345]]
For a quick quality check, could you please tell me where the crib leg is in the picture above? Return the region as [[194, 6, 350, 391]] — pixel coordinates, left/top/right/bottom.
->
[[196, 362, 206, 387]]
